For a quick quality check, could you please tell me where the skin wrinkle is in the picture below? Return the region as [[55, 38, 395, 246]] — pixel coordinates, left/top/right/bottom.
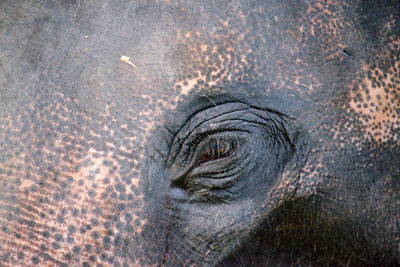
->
[[173, 110, 277, 157], [169, 110, 288, 180], [167, 93, 293, 164], [168, 104, 251, 162], [167, 97, 249, 139]]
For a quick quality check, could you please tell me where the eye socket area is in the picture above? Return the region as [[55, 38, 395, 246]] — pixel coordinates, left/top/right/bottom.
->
[[166, 102, 296, 201]]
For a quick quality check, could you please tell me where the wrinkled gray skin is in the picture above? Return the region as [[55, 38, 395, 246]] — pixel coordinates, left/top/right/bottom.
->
[[0, 0, 399, 266]]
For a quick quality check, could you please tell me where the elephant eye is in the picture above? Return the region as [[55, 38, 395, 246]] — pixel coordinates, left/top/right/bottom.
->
[[198, 138, 237, 164]]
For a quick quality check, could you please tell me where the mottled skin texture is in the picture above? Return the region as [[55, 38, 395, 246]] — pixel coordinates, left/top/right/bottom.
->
[[0, 0, 399, 266]]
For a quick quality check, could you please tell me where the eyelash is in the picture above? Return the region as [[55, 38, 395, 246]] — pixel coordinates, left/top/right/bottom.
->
[[197, 137, 238, 165], [179, 129, 243, 164]]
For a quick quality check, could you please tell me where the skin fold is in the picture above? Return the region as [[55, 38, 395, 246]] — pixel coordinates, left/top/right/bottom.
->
[[0, 0, 399, 266]]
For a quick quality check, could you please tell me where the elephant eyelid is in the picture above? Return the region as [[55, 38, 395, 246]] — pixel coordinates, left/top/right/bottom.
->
[[197, 136, 238, 165]]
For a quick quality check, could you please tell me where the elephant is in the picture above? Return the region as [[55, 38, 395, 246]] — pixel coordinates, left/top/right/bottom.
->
[[0, 0, 399, 266]]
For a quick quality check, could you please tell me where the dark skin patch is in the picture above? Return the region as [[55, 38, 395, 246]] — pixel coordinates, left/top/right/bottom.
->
[[0, 0, 399, 266]]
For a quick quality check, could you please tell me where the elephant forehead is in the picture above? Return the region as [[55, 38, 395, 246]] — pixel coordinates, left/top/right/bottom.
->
[[167, 0, 354, 98]]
